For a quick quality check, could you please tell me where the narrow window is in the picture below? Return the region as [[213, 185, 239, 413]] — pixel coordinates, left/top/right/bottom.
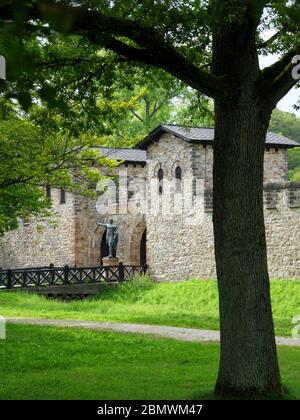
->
[[175, 166, 182, 192], [158, 168, 164, 195], [60, 189, 66, 204], [46, 184, 51, 199]]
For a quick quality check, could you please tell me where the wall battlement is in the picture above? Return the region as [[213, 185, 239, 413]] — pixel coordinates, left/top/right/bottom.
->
[[264, 182, 300, 210], [203, 182, 300, 213]]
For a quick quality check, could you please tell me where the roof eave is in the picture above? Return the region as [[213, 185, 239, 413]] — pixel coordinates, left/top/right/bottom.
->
[[122, 160, 146, 164], [135, 124, 300, 150], [135, 126, 165, 150], [136, 125, 192, 150], [265, 143, 300, 149]]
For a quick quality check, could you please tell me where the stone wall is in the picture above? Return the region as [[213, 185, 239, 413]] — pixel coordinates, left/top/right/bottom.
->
[[146, 134, 215, 280], [147, 212, 215, 281], [265, 182, 300, 278], [0, 163, 147, 269], [263, 148, 288, 183], [74, 162, 146, 266], [146, 133, 289, 189], [147, 184, 300, 281], [0, 188, 75, 269], [74, 195, 146, 266], [0, 132, 295, 278], [145, 134, 299, 280]]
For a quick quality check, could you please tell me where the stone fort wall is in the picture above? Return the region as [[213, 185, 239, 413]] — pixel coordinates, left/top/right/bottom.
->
[[145, 134, 299, 280], [146, 133, 288, 189], [69, 162, 147, 267], [0, 132, 298, 280], [146, 184, 300, 280], [0, 162, 147, 269], [0, 188, 76, 269], [0, 161, 147, 269]]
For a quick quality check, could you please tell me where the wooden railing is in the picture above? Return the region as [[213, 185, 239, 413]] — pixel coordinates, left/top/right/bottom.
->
[[0, 263, 147, 290]]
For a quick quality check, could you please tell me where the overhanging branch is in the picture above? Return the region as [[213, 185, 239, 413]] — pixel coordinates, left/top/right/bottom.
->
[[0, 1, 227, 99], [262, 47, 300, 104], [257, 29, 284, 50]]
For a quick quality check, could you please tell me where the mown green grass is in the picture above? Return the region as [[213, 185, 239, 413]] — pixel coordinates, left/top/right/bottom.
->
[[0, 278, 299, 337], [0, 324, 299, 400]]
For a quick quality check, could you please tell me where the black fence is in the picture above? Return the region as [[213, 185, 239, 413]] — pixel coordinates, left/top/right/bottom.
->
[[0, 263, 147, 290]]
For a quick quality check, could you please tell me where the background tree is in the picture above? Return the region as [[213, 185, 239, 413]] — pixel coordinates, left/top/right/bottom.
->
[[0, 99, 119, 234], [102, 84, 213, 146], [270, 108, 300, 143], [1, 0, 300, 397], [269, 109, 300, 180]]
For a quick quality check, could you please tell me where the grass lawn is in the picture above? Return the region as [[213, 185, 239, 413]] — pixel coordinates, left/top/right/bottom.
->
[[0, 324, 299, 400], [0, 278, 299, 337]]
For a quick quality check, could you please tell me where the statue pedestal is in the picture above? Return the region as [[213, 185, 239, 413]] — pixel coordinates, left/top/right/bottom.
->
[[102, 257, 119, 267], [102, 257, 120, 282]]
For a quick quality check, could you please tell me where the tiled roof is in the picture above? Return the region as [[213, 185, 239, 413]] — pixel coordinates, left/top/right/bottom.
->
[[136, 124, 300, 149], [100, 147, 147, 163]]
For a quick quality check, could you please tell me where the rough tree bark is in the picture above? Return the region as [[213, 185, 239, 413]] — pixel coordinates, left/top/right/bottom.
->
[[212, 18, 282, 397]]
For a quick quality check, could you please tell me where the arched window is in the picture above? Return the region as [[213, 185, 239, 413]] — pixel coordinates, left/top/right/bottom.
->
[[158, 168, 164, 195], [175, 166, 182, 192]]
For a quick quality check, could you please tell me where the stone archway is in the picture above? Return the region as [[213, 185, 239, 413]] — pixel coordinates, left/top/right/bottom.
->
[[88, 226, 107, 266], [100, 230, 109, 263], [130, 221, 147, 266], [140, 229, 147, 266]]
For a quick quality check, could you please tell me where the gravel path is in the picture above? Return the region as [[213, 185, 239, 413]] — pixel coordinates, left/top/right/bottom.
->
[[5, 317, 300, 347]]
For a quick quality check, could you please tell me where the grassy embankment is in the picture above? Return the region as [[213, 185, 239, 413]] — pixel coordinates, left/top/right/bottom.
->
[[0, 277, 299, 337]]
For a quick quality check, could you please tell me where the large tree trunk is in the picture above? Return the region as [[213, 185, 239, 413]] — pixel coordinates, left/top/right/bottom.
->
[[212, 19, 282, 398], [213, 99, 282, 398]]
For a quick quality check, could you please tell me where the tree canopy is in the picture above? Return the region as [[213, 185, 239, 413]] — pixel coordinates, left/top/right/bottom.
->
[[268, 108, 300, 179], [0, 1, 299, 111], [0, 98, 120, 234]]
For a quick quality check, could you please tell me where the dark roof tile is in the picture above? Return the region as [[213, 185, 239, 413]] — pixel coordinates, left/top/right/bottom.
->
[[100, 147, 147, 163], [136, 124, 300, 149]]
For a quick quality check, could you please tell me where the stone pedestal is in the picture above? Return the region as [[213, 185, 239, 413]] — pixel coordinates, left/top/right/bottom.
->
[[102, 257, 120, 282], [102, 257, 119, 267]]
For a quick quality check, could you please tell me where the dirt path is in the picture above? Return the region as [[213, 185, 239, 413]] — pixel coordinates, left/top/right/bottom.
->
[[6, 317, 300, 347]]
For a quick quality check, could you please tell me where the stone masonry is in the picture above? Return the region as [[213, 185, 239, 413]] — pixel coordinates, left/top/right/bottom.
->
[[0, 188, 75, 269], [145, 133, 300, 280], [0, 126, 299, 281], [0, 162, 147, 269], [74, 162, 146, 267]]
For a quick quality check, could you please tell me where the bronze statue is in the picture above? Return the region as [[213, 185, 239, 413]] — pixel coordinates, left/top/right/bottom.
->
[[96, 219, 118, 258]]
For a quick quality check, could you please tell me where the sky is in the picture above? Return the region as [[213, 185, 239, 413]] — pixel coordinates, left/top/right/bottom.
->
[[259, 28, 300, 116], [259, 54, 300, 116]]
